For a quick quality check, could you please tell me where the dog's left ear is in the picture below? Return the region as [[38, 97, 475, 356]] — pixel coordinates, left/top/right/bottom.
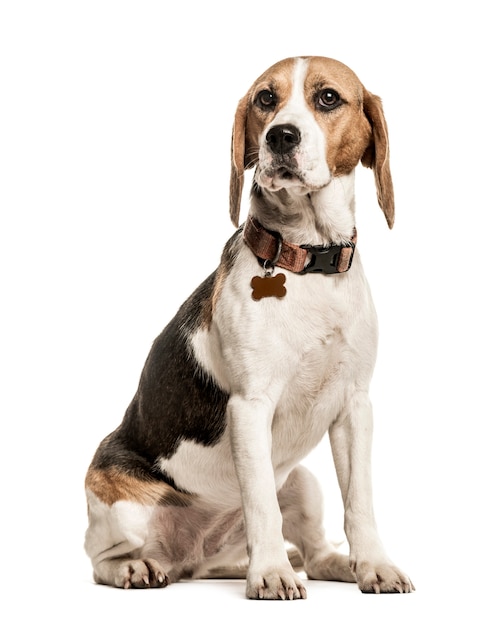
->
[[361, 90, 395, 229], [230, 93, 250, 227]]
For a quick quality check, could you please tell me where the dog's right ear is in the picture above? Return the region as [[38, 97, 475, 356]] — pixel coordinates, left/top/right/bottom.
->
[[230, 93, 250, 227]]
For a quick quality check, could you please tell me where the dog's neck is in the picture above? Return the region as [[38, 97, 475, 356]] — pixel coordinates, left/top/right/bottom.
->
[[249, 171, 356, 247]]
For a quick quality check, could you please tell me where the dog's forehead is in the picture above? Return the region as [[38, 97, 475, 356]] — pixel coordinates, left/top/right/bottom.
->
[[305, 56, 364, 96], [250, 57, 296, 97], [251, 56, 364, 100]]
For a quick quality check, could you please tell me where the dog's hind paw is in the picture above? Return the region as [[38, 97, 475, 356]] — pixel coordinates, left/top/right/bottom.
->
[[306, 551, 356, 583], [114, 558, 169, 589], [246, 567, 307, 600]]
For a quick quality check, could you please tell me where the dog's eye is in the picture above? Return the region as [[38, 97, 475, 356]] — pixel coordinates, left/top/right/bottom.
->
[[317, 89, 342, 111], [256, 90, 276, 109]]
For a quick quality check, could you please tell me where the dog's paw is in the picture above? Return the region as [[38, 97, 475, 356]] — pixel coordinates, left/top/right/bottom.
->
[[306, 551, 356, 583], [246, 567, 307, 600], [352, 560, 414, 594], [114, 558, 169, 589]]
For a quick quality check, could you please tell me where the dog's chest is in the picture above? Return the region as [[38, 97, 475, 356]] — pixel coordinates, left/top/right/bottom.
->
[[194, 251, 375, 433], [163, 255, 375, 502], [197, 283, 344, 383]]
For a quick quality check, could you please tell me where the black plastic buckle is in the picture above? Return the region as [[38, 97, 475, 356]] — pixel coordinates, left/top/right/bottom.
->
[[299, 242, 355, 274]]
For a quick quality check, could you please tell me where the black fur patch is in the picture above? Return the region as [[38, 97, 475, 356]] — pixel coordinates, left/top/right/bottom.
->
[[91, 270, 230, 484]]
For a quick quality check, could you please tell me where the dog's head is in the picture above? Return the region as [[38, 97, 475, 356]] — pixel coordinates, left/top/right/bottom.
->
[[230, 56, 394, 229]]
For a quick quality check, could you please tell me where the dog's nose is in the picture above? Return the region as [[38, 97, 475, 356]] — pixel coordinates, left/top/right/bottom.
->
[[266, 124, 301, 155]]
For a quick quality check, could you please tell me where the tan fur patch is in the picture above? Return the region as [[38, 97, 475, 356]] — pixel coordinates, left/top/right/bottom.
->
[[244, 57, 295, 159], [85, 467, 193, 507], [207, 264, 228, 326], [303, 57, 372, 176], [230, 59, 296, 226], [198, 233, 241, 328]]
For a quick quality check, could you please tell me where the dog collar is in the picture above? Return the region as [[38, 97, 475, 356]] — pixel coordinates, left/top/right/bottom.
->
[[243, 216, 356, 275]]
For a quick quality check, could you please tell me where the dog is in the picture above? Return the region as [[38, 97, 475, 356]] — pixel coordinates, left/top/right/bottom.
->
[[84, 55, 414, 599]]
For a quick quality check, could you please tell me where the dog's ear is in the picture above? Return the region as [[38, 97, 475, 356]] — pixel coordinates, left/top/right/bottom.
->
[[361, 90, 394, 229], [230, 93, 250, 227]]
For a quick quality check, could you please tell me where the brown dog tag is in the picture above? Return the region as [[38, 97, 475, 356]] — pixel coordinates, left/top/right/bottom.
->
[[251, 273, 287, 300]]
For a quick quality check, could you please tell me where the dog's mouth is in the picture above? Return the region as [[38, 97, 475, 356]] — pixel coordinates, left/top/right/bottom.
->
[[275, 166, 297, 181], [258, 165, 306, 191]]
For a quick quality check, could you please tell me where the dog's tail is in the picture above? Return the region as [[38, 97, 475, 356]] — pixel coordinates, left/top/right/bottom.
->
[[203, 548, 304, 579]]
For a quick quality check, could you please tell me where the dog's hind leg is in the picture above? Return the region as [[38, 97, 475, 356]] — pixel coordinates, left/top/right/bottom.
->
[[84, 466, 195, 588], [279, 465, 356, 583], [84, 489, 169, 588]]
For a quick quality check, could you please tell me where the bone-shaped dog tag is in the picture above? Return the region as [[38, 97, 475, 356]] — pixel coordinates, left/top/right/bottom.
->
[[250, 273, 287, 300]]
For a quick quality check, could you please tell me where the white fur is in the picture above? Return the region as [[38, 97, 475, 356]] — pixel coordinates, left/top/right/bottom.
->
[[159, 438, 240, 506], [85, 492, 157, 587]]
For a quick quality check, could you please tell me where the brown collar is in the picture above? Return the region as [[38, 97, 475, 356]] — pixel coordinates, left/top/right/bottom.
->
[[243, 216, 357, 275]]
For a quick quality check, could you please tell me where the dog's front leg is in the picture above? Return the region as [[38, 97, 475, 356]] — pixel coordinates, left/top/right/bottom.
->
[[228, 395, 307, 600], [329, 392, 414, 593]]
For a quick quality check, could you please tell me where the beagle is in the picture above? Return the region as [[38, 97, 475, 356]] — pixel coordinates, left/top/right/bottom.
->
[[84, 56, 414, 599]]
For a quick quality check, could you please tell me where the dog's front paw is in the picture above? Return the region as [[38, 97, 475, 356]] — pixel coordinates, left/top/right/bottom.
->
[[247, 567, 307, 600], [113, 558, 169, 589], [352, 560, 414, 594]]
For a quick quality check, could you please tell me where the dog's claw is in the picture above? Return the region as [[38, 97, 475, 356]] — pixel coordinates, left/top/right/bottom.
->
[[247, 569, 307, 600], [116, 558, 169, 589]]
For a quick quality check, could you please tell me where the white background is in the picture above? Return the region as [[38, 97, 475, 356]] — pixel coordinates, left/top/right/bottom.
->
[[1, 1, 498, 624]]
